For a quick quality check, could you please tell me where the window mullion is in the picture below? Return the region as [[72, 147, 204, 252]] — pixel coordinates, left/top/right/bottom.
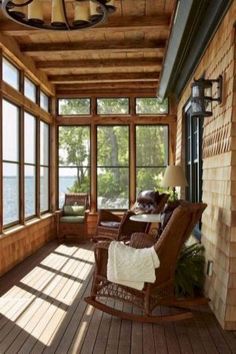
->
[[20, 107, 25, 224], [36, 118, 40, 217]]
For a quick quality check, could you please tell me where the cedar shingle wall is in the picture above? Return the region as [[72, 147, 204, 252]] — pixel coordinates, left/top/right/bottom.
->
[[176, 3, 236, 329], [0, 216, 55, 277]]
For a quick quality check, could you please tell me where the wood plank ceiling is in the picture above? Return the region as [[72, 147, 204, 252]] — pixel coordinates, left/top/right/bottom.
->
[[0, 0, 177, 96]]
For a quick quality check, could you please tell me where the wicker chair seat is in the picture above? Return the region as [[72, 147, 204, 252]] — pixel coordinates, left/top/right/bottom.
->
[[60, 216, 85, 223]]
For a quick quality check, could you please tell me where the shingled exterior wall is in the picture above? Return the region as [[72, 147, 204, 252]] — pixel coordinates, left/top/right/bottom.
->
[[176, 3, 236, 329]]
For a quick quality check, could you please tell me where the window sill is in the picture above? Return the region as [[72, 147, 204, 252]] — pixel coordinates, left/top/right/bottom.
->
[[0, 213, 54, 239]]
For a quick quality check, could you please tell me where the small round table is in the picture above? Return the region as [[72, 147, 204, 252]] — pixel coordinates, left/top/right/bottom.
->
[[129, 213, 161, 237], [129, 214, 161, 223]]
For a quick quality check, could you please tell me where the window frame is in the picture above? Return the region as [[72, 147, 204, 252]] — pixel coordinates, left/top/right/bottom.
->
[[2, 98, 20, 228], [96, 124, 130, 211], [24, 76, 37, 103], [184, 100, 203, 240], [2, 56, 20, 91], [40, 120, 50, 214], [135, 124, 169, 196], [57, 125, 91, 209], [24, 111, 37, 220], [57, 98, 91, 116], [96, 97, 130, 116], [135, 97, 169, 115]]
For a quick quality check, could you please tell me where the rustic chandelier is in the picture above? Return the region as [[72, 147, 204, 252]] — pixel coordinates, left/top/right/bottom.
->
[[1, 0, 116, 31]]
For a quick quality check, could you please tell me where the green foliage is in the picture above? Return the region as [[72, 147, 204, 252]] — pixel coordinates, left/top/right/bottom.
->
[[136, 97, 168, 114], [58, 98, 169, 204], [59, 98, 90, 115], [175, 243, 205, 297]]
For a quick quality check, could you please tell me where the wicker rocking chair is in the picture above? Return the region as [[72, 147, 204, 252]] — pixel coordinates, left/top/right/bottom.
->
[[85, 201, 207, 323]]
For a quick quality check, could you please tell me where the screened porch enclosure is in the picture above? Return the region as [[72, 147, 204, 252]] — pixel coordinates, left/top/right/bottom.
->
[[0, 0, 236, 349]]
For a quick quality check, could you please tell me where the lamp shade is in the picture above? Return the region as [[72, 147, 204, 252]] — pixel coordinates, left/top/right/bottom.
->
[[162, 165, 188, 188]]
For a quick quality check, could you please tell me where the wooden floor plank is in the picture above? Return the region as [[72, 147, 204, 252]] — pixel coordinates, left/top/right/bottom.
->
[[105, 301, 123, 354], [0, 250, 66, 346], [142, 323, 156, 354], [131, 307, 143, 354], [118, 303, 132, 354], [92, 299, 114, 354], [14, 247, 86, 354], [202, 312, 233, 354], [0, 241, 236, 354], [0, 246, 75, 353]]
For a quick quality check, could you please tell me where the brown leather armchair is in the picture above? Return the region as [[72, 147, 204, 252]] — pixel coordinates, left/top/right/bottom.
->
[[56, 193, 89, 243], [93, 190, 168, 242]]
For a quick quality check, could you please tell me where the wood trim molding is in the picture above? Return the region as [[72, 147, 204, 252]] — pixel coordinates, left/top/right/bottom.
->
[[0, 33, 54, 96]]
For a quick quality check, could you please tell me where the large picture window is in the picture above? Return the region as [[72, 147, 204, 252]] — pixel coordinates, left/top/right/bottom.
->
[[58, 126, 90, 208], [2, 100, 20, 226], [97, 126, 129, 209], [136, 125, 168, 194], [24, 112, 36, 218]]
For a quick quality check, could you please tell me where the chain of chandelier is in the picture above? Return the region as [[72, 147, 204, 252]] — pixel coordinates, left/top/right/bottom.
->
[[0, 0, 116, 30]]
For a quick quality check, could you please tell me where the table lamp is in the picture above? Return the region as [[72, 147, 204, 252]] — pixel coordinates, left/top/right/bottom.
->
[[162, 165, 188, 200]]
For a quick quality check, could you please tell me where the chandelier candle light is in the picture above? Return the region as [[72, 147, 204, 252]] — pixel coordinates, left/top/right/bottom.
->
[[1, 0, 116, 31]]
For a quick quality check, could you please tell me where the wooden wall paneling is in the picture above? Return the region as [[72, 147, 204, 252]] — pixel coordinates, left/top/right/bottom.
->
[[175, 2, 236, 329], [0, 49, 3, 234]]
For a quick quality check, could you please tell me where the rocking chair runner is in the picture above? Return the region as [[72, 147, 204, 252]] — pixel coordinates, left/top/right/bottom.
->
[[85, 201, 207, 323]]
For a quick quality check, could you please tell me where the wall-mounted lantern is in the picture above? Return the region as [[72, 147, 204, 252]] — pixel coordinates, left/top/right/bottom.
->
[[191, 75, 223, 117]]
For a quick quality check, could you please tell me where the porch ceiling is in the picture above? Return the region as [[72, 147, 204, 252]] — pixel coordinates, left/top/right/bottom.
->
[[0, 0, 177, 96]]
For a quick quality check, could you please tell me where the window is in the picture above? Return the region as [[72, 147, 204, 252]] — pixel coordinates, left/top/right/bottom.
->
[[136, 125, 168, 194], [97, 126, 129, 209], [40, 121, 50, 212], [2, 100, 20, 226], [58, 98, 91, 115], [185, 105, 203, 239], [97, 98, 129, 115], [58, 126, 90, 208], [24, 112, 36, 218], [40, 90, 50, 112], [185, 106, 203, 203], [136, 97, 168, 115], [24, 77, 37, 103], [2, 57, 20, 90]]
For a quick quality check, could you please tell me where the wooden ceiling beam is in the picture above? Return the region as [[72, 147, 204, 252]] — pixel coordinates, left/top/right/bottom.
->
[[49, 73, 159, 83], [0, 15, 170, 36], [36, 58, 163, 70], [55, 82, 158, 91], [20, 40, 166, 55], [56, 89, 157, 97]]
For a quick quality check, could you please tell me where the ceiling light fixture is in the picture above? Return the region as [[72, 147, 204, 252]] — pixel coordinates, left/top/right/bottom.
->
[[1, 0, 116, 31]]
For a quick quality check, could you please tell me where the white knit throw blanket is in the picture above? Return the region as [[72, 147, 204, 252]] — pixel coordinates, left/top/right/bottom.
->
[[107, 241, 160, 290]]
